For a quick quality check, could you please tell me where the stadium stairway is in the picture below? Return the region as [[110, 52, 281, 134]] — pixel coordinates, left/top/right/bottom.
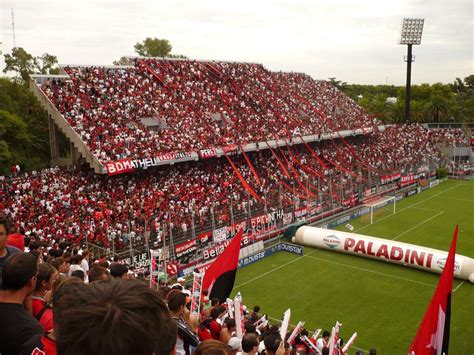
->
[[29, 75, 105, 174]]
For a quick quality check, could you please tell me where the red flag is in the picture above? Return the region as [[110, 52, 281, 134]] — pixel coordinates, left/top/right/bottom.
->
[[408, 225, 458, 355], [202, 229, 243, 303]]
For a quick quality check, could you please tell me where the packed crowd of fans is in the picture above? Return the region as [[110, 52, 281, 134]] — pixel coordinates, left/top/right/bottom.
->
[[0, 218, 376, 354], [0, 126, 467, 250], [40, 59, 381, 163]]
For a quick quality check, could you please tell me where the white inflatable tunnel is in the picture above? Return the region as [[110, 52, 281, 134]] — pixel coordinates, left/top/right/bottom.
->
[[293, 226, 474, 283]]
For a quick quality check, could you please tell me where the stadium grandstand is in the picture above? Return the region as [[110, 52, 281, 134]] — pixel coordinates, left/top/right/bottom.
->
[[1, 57, 472, 354]]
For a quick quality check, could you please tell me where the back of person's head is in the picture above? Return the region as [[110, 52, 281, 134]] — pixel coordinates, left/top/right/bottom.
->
[[322, 348, 330, 355], [253, 305, 260, 313], [242, 333, 259, 353], [157, 285, 171, 300], [244, 321, 257, 334], [210, 305, 225, 320], [97, 260, 110, 269], [263, 334, 281, 354], [166, 289, 187, 312], [54, 279, 177, 355], [88, 265, 109, 283], [70, 254, 83, 265], [34, 263, 57, 292], [194, 339, 232, 355], [224, 317, 236, 330], [2, 253, 37, 291], [110, 263, 128, 278], [29, 241, 42, 251], [369, 349, 377, 355], [70, 269, 85, 281]]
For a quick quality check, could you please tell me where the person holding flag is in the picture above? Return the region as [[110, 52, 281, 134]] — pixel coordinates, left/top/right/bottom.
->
[[201, 229, 243, 303]]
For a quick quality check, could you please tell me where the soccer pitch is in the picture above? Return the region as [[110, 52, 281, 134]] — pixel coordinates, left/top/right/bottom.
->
[[232, 180, 474, 354]]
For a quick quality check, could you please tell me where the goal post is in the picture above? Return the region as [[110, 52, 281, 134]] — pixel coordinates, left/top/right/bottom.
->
[[365, 196, 396, 225]]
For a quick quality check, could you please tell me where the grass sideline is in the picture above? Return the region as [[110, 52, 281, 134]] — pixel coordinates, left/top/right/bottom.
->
[[232, 180, 473, 354]]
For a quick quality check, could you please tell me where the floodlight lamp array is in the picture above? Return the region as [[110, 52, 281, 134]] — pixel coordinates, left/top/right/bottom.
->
[[400, 18, 424, 45]]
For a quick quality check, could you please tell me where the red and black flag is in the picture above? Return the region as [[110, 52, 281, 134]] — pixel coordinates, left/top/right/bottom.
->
[[408, 225, 458, 355], [202, 229, 243, 303]]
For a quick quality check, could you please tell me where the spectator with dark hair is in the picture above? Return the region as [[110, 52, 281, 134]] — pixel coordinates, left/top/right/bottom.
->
[[209, 306, 226, 340], [167, 289, 200, 355], [322, 347, 330, 355], [316, 331, 331, 352], [242, 332, 259, 355], [249, 305, 260, 324], [369, 349, 377, 355], [0, 214, 20, 289], [220, 317, 236, 344], [88, 265, 109, 283], [54, 279, 177, 355], [29, 241, 46, 263], [32, 263, 58, 332], [70, 269, 85, 281], [50, 257, 70, 276], [48, 241, 63, 259], [0, 253, 43, 355], [263, 334, 282, 355], [110, 262, 129, 278]]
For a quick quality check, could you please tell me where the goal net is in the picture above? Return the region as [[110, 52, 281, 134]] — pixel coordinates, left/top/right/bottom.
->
[[361, 196, 397, 225]]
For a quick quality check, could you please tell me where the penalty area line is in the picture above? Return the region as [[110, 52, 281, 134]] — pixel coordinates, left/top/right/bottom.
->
[[453, 281, 465, 293], [233, 250, 317, 289], [354, 182, 461, 234], [391, 211, 444, 241]]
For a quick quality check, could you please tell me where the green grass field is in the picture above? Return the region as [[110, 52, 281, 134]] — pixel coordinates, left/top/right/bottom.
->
[[232, 180, 474, 354]]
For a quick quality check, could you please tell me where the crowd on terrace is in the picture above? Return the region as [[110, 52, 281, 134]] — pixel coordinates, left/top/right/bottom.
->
[[0, 126, 466, 251], [41, 59, 381, 164], [0, 235, 373, 355]]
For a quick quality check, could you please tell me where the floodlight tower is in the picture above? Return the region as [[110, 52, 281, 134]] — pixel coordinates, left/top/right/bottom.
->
[[400, 18, 424, 122]]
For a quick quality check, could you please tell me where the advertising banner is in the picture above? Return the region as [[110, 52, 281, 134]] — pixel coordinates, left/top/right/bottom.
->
[[294, 226, 474, 282], [106, 152, 193, 175], [175, 239, 197, 258], [199, 149, 218, 159]]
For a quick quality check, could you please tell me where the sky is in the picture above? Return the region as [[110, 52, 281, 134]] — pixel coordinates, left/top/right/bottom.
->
[[0, 0, 472, 85]]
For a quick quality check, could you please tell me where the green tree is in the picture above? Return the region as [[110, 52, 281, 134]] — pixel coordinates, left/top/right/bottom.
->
[[134, 37, 173, 57], [3, 47, 35, 82], [3, 47, 59, 82], [34, 53, 59, 74], [424, 93, 451, 122], [464, 74, 474, 89], [450, 77, 465, 94], [113, 56, 131, 66], [0, 78, 51, 174]]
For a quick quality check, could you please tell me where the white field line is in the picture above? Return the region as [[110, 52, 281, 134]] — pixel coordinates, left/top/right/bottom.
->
[[435, 196, 474, 203], [408, 206, 444, 213], [354, 183, 463, 234], [305, 255, 436, 288], [453, 280, 465, 293], [234, 250, 317, 289], [266, 315, 370, 353], [391, 211, 445, 241]]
